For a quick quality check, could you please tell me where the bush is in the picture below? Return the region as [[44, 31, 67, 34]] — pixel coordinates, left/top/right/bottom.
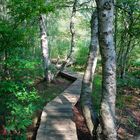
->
[[0, 81, 39, 134]]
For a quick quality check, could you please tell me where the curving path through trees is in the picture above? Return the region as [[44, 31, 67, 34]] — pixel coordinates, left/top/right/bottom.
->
[[36, 70, 83, 140]]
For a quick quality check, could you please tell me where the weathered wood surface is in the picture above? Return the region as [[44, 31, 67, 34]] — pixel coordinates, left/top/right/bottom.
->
[[36, 70, 82, 140]]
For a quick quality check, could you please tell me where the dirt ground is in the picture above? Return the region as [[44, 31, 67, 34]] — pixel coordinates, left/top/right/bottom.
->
[[73, 102, 92, 140], [116, 87, 140, 140], [73, 87, 140, 140]]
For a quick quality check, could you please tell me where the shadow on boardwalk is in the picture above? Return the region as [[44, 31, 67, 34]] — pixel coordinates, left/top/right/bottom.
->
[[36, 71, 82, 140]]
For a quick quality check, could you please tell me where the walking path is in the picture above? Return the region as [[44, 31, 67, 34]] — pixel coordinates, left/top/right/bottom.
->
[[36, 70, 83, 140]]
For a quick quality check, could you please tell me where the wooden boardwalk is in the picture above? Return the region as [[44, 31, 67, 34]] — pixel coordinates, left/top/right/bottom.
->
[[36, 71, 83, 140]]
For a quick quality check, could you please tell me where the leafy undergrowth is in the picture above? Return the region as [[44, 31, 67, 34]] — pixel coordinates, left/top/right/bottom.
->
[[92, 74, 140, 140], [0, 76, 72, 140]]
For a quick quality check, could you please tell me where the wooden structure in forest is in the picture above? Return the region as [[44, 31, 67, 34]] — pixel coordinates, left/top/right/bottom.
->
[[36, 71, 82, 140]]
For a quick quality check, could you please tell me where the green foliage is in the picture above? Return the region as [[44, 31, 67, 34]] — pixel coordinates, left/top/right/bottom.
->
[[127, 47, 140, 78], [117, 76, 140, 88], [0, 22, 26, 51], [0, 0, 139, 138], [133, 58, 140, 67], [116, 92, 132, 109], [92, 75, 102, 113], [50, 39, 70, 59], [116, 0, 140, 77], [0, 81, 39, 133], [75, 40, 89, 66], [92, 73, 139, 112], [7, 0, 56, 21], [128, 117, 139, 128], [116, 94, 125, 109], [0, 1, 43, 135], [48, 64, 57, 74]]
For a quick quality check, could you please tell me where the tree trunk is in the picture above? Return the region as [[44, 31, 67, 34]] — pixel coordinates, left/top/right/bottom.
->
[[68, 0, 77, 64], [56, 0, 78, 74], [0, 0, 9, 80], [114, 1, 118, 51], [0, 0, 8, 20], [96, 0, 117, 140], [39, 14, 51, 82], [80, 10, 99, 137]]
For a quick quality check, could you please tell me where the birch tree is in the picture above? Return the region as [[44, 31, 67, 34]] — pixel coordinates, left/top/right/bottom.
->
[[80, 10, 99, 137], [57, 0, 78, 73], [95, 0, 117, 139], [39, 14, 52, 82], [68, 0, 77, 64]]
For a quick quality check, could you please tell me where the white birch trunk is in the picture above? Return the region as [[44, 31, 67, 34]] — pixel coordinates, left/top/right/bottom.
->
[[96, 0, 117, 139], [39, 14, 50, 82], [68, 0, 77, 63], [80, 10, 99, 137], [55, 0, 77, 76]]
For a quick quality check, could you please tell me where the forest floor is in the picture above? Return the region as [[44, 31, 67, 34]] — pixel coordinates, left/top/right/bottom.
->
[[73, 86, 140, 140], [2, 69, 139, 140], [73, 102, 93, 140], [116, 86, 140, 140], [69, 64, 140, 140], [27, 75, 73, 140]]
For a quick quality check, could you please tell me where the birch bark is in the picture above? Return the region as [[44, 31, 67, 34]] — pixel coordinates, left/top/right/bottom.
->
[[80, 10, 99, 137], [39, 14, 51, 82], [54, 0, 78, 77], [96, 0, 117, 139]]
